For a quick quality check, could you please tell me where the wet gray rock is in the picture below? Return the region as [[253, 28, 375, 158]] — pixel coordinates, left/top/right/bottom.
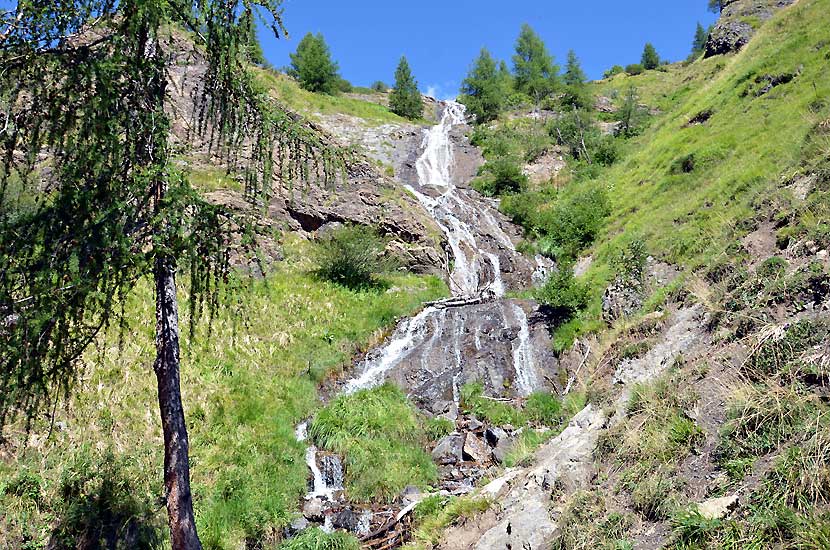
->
[[284, 517, 309, 538], [705, 0, 796, 57], [331, 508, 362, 532], [302, 498, 324, 521], [433, 433, 465, 465]]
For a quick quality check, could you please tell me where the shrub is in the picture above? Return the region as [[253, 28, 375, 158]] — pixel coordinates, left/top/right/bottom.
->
[[314, 224, 389, 289], [535, 266, 589, 324], [534, 185, 611, 260], [603, 65, 625, 79], [460, 382, 526, 426], [625, 63, 644, 76], [50, 447, 163, 550], [370, 80, 388, 93], [717, 383, 816, 462], [475, 156, 528, 196]]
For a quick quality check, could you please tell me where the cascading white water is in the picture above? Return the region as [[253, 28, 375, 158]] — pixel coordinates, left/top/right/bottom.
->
[[297, 101, 544, 511], [343, 101, 540, 396]]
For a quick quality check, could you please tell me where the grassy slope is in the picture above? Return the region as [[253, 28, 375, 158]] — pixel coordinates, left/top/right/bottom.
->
[[0, 234, 447, 549], [256, 70, 411, 127], [565, 0, 830, 338]]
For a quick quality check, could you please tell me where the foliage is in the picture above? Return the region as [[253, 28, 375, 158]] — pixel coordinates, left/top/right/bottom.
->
[[460, 48, 506, 123], [708, 0, 723, 14], [533, 185, 611, 261], [390, 56, 423, 120], [409, 495, 491, 547], [313, 224, 390, 289], [717, 383, 817, 463], [641, 43, 661, 70], [310, 384, 438, 503], [370, 81, 388, 92], [278, 528, 359, 550], [535, 266, 590, 324], [512, 24, 559, 106], [0, 238, 447, 549], [690, 22, 709, 59], [562, 50, 592, 110], [625, 63, 644, 76], [289, 32, 342, 94], [603, 65, 625, 79], [473, 156, 528, 196], [552, 490, 634, 550], [617, 86, 645, 137]]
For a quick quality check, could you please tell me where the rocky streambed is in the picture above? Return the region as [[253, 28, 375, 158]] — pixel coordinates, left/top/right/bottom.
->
[[290, 101, 559, 545]]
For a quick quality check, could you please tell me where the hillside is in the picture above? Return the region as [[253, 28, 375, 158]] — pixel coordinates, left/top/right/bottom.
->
[[1, 1, 828, 550]]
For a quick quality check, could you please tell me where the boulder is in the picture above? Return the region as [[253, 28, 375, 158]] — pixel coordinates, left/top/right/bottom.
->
[[302, 497, 324, 522], [463, 432, 490, 464], [491, 438, 513, 465], [485, 427, 508, 447], [331, 508, 361, 532], [284, 517, 309, 538], [433, 433, 465, 465]]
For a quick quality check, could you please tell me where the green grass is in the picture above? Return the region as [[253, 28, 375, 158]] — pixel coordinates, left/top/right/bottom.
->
[[0, 235, 447, 549], [309, 384, 439, 503], [405, 494, 492, 549], [256, 69, 413, 127]]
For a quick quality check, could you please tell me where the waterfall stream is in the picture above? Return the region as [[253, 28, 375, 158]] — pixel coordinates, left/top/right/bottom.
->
[[297, 101, 548, 520]]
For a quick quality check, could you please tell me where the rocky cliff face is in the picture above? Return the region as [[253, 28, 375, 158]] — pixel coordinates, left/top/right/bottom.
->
[[164, 30, 446, 274], [705, 0, 797, 57]]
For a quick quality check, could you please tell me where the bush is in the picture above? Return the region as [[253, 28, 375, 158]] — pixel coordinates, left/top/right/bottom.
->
[[314, 224, 389, 289], [475, 156, 528, 196], [625, 63, 644, 76], [535, 266, 589, 324], [603, 65, 625, 79], [460, 382, 526, 426], [535, 185, 611, 260], [370, 80, 388, 93], [310, 384, 437, 502]]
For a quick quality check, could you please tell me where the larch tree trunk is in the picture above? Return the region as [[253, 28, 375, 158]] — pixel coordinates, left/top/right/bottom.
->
[[154, 255, 203, 550]]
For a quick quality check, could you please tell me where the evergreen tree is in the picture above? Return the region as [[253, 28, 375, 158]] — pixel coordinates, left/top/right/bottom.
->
[[497, 60, 514, 97], [512, 24, 559, 108], [641, 42, 661, 70], [690, 22, 709, 58], [0, 2, 340, 549], [289, 32, 341, 94], [390, 56, 423, 120], [460, 48, 504, 123], [708, 0, 724, 13], [562, 50, 592, 109], [371, 81, 389, 92]]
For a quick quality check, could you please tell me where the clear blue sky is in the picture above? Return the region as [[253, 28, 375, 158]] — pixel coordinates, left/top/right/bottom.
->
[[259, 1, 718, 98]]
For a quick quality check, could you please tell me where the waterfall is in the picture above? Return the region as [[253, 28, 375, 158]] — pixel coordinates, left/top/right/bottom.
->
[[297, 101, 545, 511]]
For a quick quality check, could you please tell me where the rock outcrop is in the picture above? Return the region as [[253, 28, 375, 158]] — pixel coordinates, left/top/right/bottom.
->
[[163, 30, 446, 274], [705, 0, 796, 57]]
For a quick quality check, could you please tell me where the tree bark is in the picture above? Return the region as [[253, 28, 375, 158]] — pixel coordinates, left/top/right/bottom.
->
[[154, 256, 203, 550]]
